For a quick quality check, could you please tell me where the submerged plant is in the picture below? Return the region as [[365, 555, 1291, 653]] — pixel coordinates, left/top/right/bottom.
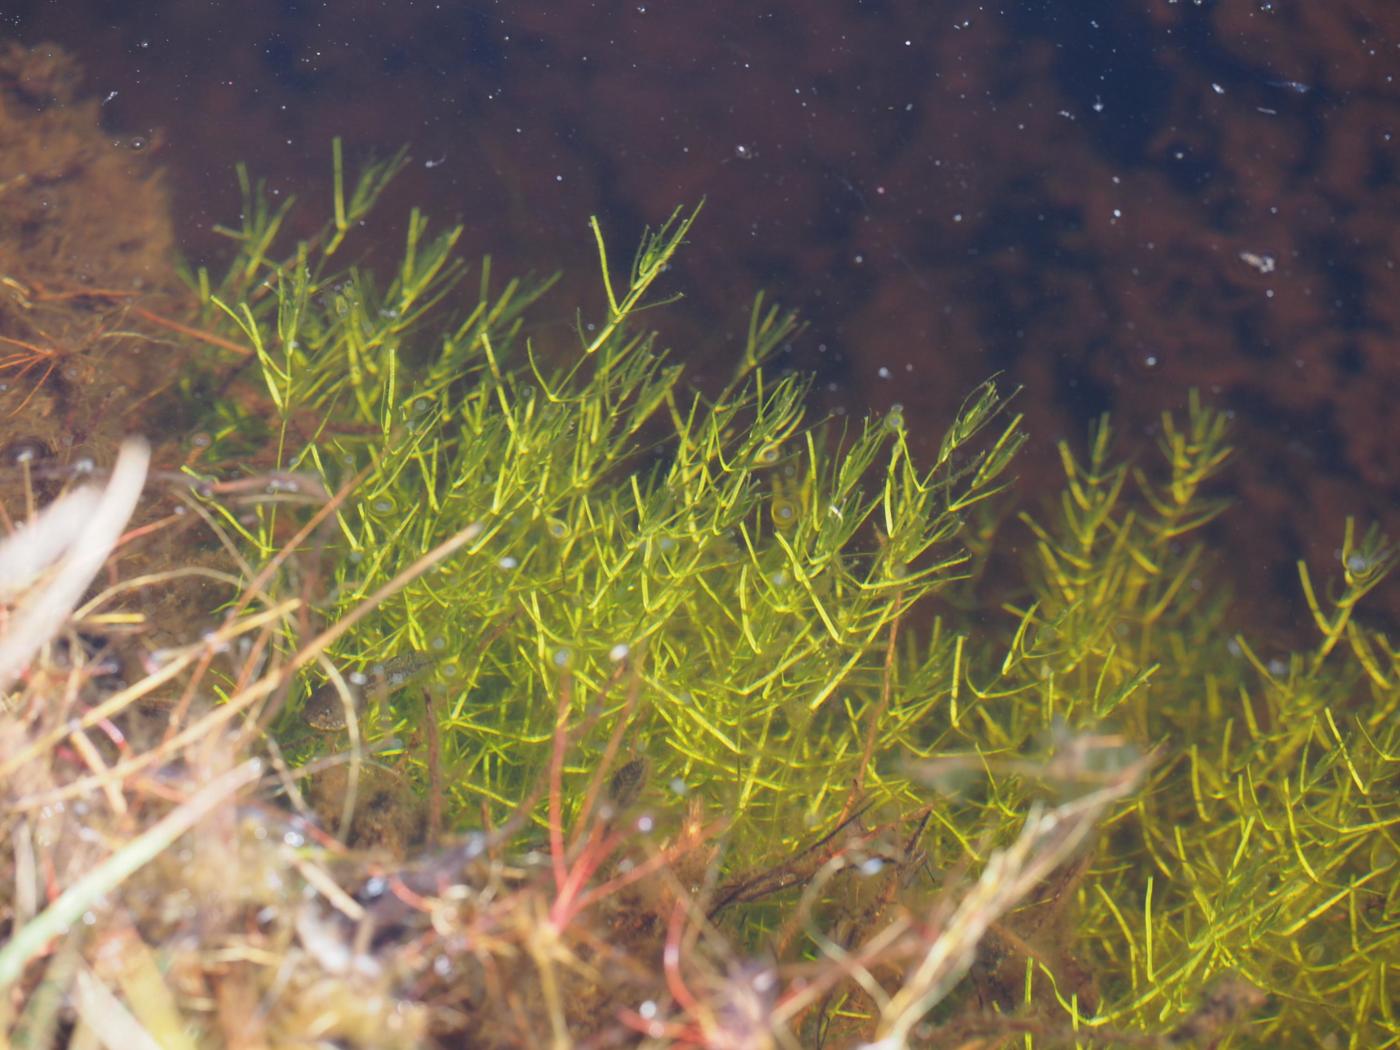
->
[[154, 141, 1399, 1046], [190, 143, 1028, 861]]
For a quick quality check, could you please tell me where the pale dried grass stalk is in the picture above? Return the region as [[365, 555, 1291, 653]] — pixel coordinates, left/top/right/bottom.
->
[[0, 438, 150, 689], [862, 756, 1148, 1048]]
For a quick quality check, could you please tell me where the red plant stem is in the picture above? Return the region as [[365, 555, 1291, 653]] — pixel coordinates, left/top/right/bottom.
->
[[549, 819, 616, 929], [131, 305, 253, 358], [664, 898, 703, 1017]]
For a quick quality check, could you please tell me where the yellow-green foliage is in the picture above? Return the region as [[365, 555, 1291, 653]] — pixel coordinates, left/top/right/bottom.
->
[[190, 143, 1397, 1045], [989, 417, 1398, 1045]]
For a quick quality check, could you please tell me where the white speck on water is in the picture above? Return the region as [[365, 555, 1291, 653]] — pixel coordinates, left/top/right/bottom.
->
[[1240, 251, 1276, 274]]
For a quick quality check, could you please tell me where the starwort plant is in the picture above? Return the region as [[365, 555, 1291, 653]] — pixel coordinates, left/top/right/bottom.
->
[[179, 140, 1397, 1046], [187, 141, 1024, 863]]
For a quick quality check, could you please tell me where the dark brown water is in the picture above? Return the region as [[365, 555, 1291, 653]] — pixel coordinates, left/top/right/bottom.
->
[[8, 0, 1398, 637]]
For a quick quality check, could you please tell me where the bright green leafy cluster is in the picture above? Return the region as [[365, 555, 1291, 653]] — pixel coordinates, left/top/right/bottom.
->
[[990, 415, 1398, 1044], [189, 145, 1025, 859], [189, 143, 1397, 1045]]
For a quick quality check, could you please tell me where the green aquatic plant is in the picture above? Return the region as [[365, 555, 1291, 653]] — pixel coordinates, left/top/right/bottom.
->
[[183, 142, 1397, 1046], [978, 416, 1398, 1046]]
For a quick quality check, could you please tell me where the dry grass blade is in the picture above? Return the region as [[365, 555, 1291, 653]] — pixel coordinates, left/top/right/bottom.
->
[[864, 752, 1150, 1048], [72, 965, 168, 1050], [0, 437, 150, 688]]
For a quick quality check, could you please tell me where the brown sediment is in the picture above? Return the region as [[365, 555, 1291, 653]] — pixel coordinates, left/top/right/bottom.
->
[[0, 43, 243, 722]]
